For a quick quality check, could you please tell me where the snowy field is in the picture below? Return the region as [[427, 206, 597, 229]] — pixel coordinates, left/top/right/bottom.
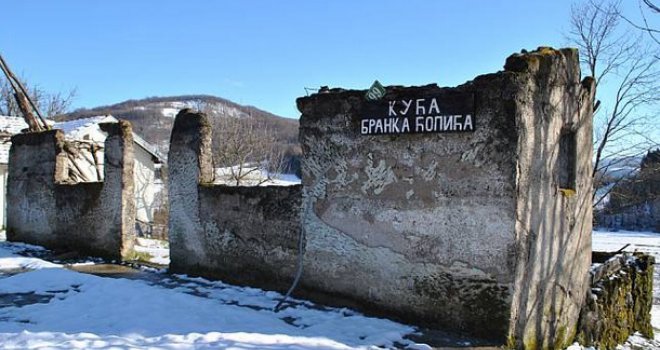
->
[[0, 229, 658, 349], [0, 242, 424, 349], [133, 237, 170, 265]]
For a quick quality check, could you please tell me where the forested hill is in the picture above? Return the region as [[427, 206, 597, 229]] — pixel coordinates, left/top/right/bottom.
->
[[58, 95, 300, 163]]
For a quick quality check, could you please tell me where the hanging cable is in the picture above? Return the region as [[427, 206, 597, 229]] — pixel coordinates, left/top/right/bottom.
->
[[274, 225, 306, 312]]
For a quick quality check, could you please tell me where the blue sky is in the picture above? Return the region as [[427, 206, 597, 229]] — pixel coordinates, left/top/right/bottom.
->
[[0, 1, 650, 119]]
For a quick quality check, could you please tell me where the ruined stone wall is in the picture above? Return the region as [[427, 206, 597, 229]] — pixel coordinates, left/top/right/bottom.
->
[[577, 252, 655, 349], [296, 47, 593, 346], [168, 109, 301, 289], [55, 122, 136, 259], [196, 185, 301, 289], [7, 121, 136, 260], [507, 48, 595, 349], [297, 83, 518, 340], [7, 130, 65, 247]]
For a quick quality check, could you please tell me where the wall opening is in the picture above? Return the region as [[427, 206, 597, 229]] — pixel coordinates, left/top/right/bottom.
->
[[558, 129, 577, 190]]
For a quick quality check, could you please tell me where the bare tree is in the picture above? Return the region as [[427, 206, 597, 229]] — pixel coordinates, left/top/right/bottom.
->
[[0, 76, 76, 118], [568, 0, 660, 208], [196, 103, 284, 186], [615, 0, 660, 46]]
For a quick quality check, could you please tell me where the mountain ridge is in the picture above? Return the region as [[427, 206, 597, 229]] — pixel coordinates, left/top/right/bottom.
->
[[58, 94, 300, 160]]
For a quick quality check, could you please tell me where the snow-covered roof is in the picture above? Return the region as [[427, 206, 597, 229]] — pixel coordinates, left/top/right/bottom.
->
[[132, 132, 166, 163], [53, 115, 118, 142], [0, 138, 12, 165], [0, 115, 29, 135], [0, 116, 29, 164], [54, 115, 165, 163], [0, 115, 164, 164]]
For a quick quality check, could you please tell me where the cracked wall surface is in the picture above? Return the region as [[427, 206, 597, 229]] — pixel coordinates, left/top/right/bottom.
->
[[297, 47, 594, 347]]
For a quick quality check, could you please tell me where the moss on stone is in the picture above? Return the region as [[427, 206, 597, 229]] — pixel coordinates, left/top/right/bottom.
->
[[412, 273, 510, 341], [632, 253, 655, 338], [575, 253, 654, 348], [522, 335, 537, 350], [503, 46, 566, 74], [552, 325, 574, 350], [559, 188, 576, 197], [536, 47, 560, 56], [506, 334, 517, 349]]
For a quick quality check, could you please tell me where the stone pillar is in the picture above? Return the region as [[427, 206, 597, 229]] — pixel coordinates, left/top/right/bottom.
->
[[506, 48, 595, 350], [99, 120, 136, 259], [167, 109, 213, 273]]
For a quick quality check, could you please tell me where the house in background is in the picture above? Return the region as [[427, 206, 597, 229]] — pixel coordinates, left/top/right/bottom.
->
[[0, 115, 167, 238], [0, 116, 33, 230]]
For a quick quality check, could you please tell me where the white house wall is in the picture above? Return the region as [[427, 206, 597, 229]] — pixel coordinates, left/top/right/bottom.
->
[[0, 164, 7, 230], [133, 144, 160, 224]]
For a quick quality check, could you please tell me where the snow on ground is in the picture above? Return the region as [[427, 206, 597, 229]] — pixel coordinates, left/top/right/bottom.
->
[[0, 243, 59, 270], [213, 166, 301, 187], [0, 242, 421, 349], [134, 238, 170, 265], [1, 230, 658, 349], [161, 107, 180, 118], [128, 229, 659, 349]]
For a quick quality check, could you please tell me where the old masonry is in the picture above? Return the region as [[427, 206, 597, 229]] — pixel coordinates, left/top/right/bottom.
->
[[167, 47, 595, 348], [8, 47, 654, 349], [297, 47, 594, 348]]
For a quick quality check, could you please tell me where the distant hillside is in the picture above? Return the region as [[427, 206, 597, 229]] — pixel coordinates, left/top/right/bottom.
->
[[59, 95, 301, 173], [597, 149, 660, 232]]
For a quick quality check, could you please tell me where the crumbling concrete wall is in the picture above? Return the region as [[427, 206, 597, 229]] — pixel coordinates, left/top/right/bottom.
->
[[7, 121, 136, 260], [576, 252, 655, 349], [6, 130, 64, 247], [168, 109, 301, 289], [296, 47, 594, 347], [506, 48, 595, 349]]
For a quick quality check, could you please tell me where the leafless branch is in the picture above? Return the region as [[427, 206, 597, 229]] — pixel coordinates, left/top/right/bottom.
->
[[0, 75, 76, 119], [209, 108, 285, 186], [568, 0, 660, 210]]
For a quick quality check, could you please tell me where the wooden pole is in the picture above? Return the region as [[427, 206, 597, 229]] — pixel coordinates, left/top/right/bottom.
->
[[0, 53, 49, 131]]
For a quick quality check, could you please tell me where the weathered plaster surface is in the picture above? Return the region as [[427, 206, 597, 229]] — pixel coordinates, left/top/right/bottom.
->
[[167, 110, 213, 271], [507, 48, 594, 350], [167, 109, 301, 290], [196, 185, 301, 289], [7, 121, 136, 260], [6, 130, 63, 247], [298, 83, 517, 339], [297, 47, 594, 346]]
